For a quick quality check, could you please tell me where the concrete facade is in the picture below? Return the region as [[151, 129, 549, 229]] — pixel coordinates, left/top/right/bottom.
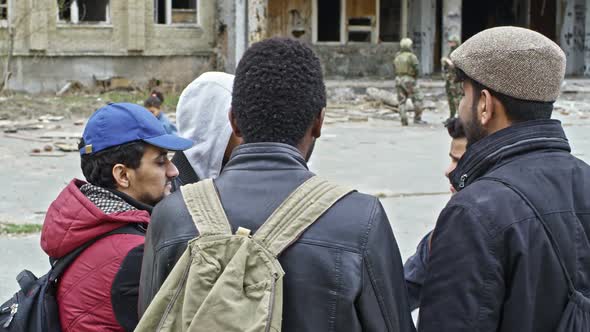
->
[[5, 0, 590, 92], [1, 0, 218, 92]]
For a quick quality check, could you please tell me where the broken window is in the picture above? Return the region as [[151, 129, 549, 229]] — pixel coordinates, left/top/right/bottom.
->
[[315, 0, 401, 44], [317, 0, 340, 42], [57, 0, 110, 24], [154, 0, 198, 25], [346, 0, 376, 43], [0, 0, 8, 21], [379, 0, 401, 42]]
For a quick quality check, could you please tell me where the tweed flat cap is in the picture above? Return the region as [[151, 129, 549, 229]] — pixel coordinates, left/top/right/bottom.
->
[[450, 26, 566, 102]]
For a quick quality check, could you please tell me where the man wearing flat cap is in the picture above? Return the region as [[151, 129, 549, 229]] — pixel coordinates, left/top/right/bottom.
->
[[418, 26, 590, 331]]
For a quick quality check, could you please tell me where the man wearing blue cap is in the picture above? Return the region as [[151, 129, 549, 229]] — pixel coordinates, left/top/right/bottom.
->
[[40, 103, 192, 332]]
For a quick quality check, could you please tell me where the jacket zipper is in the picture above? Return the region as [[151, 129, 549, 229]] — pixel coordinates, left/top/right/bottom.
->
[[459, 174, 468, 189]]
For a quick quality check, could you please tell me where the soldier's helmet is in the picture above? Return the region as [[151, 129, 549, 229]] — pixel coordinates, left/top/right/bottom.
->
[[400, 38, 413, 50], [448, 35, 461, 52]]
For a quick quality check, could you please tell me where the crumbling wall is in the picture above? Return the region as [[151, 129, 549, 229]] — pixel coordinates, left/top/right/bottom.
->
[[313, 44, 399, 78], [249, 0, 268, 43], [560, 0, 586, 75], [441, 0, 461, 57], [9, 54, 214, 93], [216, 0, 236, 73], [409, 0, 436, 75]]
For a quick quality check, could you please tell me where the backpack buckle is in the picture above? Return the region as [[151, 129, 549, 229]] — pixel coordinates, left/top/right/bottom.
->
[[236, 227, 251, 237]]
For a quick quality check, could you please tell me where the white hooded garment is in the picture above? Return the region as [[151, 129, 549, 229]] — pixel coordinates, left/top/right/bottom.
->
[[176, 72, 234, 180]]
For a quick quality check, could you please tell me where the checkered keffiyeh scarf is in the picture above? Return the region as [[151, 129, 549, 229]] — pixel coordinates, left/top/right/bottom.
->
[[80, 183, 137, 214]]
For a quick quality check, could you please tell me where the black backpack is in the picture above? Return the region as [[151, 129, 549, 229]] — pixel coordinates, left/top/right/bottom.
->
[[0, 224, 145, 331], [485, 177, 590, 331]]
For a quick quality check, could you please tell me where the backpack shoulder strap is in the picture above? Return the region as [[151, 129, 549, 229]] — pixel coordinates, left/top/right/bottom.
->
[[253, 176, 353, 257], [180, 179, 232, 237], [481, 176, 576, 294]]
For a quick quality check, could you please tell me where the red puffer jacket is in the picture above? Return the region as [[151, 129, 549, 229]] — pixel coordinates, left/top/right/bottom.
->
[[41, 179, 150, 332]]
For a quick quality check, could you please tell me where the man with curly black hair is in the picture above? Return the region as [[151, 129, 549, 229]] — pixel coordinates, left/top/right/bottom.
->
[[139, 38, 415, 332]]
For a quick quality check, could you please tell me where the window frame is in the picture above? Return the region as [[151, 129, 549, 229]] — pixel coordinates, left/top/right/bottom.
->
[[155, 0, 200, 27], [56, 0, 112, 26], [312, 0, 406, 45], [0, 0, 9, 28]]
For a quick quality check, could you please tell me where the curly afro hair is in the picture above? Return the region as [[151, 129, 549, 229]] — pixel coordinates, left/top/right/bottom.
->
[[232, 37, 326, 147]]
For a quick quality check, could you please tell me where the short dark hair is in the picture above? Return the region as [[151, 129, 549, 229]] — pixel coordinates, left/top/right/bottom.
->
[[455, 69, 553, 122], [445, 117, 465, 139], [79, 139, 147, 189], [144, 95, 162, 108], [150, 90, 164, 103], [232, 37, 326, 146]]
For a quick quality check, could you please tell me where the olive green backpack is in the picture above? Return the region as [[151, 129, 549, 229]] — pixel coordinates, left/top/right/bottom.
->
[[135, 176, 352, 332]]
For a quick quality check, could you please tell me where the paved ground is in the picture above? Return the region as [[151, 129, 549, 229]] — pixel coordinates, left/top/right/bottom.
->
[[2, 105, 590, 300]]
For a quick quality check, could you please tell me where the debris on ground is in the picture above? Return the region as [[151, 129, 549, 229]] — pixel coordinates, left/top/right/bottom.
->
[[366, 87, 399, 107], [4, 133, 51, 142], [29, 151, 66, 157], [54, 142, 79, 152], [38, 115, 65, 122], [56, 81, 84, 96]]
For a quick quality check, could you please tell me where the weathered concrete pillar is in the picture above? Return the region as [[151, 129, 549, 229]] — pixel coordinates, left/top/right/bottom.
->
[[584, 0, 590, 75], [441, 0, 461, 58], [248, 0, 268, 44], [409, 0, 436, 75], [559, 0, 586, 75], [236, 0, 247, 67], [29, 0, 49, 51], [128, 0, 146, 52]]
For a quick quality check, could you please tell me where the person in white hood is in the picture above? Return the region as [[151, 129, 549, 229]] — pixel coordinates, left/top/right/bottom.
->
[[169, 71, 241, 189], [138, 72, 241, 314]]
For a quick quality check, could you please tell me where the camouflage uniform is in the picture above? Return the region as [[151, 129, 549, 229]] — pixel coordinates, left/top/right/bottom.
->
[[441, 35, 463, 120], [394, 38, 425, 126]]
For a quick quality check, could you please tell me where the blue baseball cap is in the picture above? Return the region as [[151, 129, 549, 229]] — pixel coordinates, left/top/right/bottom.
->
[[80, 102, 193, 155]]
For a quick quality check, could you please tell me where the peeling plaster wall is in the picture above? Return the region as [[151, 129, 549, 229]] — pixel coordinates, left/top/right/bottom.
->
[[248, 0, 268, 43], [560, 0, 586, 75], [585, 0, 590, 75], [313, 44, 399, 78], [442, 0, 461, 57], [10, 55, 213, 94], [409, 0, 436, 75], [217, 0, 237, 73]]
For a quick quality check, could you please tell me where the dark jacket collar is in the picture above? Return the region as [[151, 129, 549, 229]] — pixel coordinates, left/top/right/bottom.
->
[[223, 142, 309, 172], [171, 151, 200, 189], [450, 119, 570, 191], [108, 188, 153, 214]]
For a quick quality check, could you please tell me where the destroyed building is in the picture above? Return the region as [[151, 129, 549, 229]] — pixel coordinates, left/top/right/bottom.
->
[[2, 0, 590, 93]]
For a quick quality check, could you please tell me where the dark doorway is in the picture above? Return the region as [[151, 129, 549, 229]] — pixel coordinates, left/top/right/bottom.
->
[[530, 0, 557, 41], [462, 0, 527, 42], [318, 0, 341, 41], [434, 0, 442, 72], [379, 0, 402, 42]]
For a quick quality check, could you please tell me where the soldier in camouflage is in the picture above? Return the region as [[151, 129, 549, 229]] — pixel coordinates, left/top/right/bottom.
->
[[394, 38, 426, 126], [441, 35, 463, 123]]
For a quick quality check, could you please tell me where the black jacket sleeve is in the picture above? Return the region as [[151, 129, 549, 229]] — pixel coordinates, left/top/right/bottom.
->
[[138, 191, 197, 317], [111, 244, 144, 332], [356, 199, 416, 332], [418, 204, 504, 332]]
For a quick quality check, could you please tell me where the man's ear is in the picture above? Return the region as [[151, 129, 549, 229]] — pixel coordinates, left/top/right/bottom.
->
[[112, 164, 130, 189], [311, 108, 325, 139], [228, 108, 243, 138], [479, 89, 495, 127]]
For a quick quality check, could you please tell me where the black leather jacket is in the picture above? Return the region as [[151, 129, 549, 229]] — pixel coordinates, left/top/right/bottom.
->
[[139, 143, 415, 332], [419, 120, 590, 332]]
